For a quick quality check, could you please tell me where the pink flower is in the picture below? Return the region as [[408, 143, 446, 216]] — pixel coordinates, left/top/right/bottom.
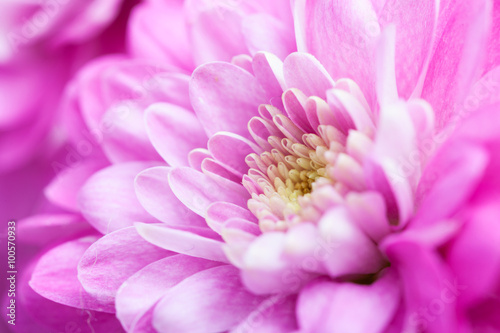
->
[[23, 0, 500, 332]]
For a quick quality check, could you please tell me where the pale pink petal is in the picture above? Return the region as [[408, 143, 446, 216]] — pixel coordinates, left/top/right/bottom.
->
[[145, 103, 207, 167], [230, 295, 298, 333], [207, 202, 257, 234], [252, 51, 286, 102], [318, 207, 385, 277], [283, 52, 334, 99], [135, 166, 206, 227], [168, 167, 249, 217], [77, 227, 173, 308], [190, 62, 266, 140], [153, 265, 265, 333], [283, 88, 314, 133], [78, 162, 160, 234], [296, 0, 378, 106], [208, 132, 260, 176], [116, 255, 222, 332], [242, 14, 296, 60], [297, 269, 400, 333], [375, 24, 398, 107], [135, 223, 229, 263]]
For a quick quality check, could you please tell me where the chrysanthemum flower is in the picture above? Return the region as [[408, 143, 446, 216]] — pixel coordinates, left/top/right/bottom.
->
[[23, 0, 500, 332]]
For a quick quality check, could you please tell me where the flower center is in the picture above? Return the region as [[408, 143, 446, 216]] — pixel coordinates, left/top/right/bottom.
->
[[242, 100, 363, 232]]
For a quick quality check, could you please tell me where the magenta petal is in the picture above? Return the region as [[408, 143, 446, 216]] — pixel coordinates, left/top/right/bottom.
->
[[135, 223, 229, 263], [383, 238, 459, 333], [208, 132, 260, 176], [18, 213, 91, 246], [190, 62, 266, 140], [297, 269, 400, 333], [29, 236, 113, 312], [169, 167, 249, 217], [153, 265, 265, 333], [116, 255, 222, 332], [414, 141, 489, 227], [78, 162, 160, 234], [283, 52, 334, 99], [145, 103, 207, 167], [422, 0, 492, 129], [77, 227, 173, 308], [135, 166, 206, 227], [230, 295, 298, 333], [447, 202, 500, 306]]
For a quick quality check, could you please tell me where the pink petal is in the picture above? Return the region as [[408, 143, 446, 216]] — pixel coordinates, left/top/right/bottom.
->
[[77, 227, 173, 308], [230, 295, 298, 333], [421, 0, 492, 130], [283, 52, 334, 99], [168, 167, 249, 217], [375, 24, 398, 107], [44, 157, 109, 212], [128, 0, 194, 70], [78, 162, 160, 234], [208, 132, 260, 176], [252, 51, 286, 102], [242, 13, 296, 60], [283, 88, 314, 133], [145, 102, 207, 167], [152, 265, 265, 333], [296, 0, 378, 106], [186, 0, 248, 65], [383, 238, 459, 333], [378, 0, 438, 99], [135, 166, 206, 227], [190, 62, 266, 140], [188, 148, 212, 171], [29, 235, 113, 312], [297, 269, 400, 333], [369, 101, 417, 226], [116, 255, 222, 332], [318, 207, 385, 277], [18, 213, 91, 246], [345, 191, 391, 242], [135, 223, 229, 263], [206, 202, 257, 234]]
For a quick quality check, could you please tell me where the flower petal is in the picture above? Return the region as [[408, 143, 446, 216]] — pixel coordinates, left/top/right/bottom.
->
[[297, 269, 400, 333], [135, 223, 229, 263], [153, 265, 265, 333], [145, 103, 207, 167], [135, 166, 206, 227], [78, 162, 160, 234], [190, 62, 266, 140], [77, 227, 173, 308], [116, 255, 222, 332]]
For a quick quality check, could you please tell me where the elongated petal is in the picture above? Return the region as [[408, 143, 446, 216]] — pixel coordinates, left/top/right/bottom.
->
[[135, 166, 206, 227], [77, 227, 173, 308], [190, 62, 266, 140], [135, 223, 229, 263], [145, 103, 207, 167], [297, 269, 400, 333], [116, 255, 222, 331], [79, 162, 160, 234], [153, 265, 265, 333]]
